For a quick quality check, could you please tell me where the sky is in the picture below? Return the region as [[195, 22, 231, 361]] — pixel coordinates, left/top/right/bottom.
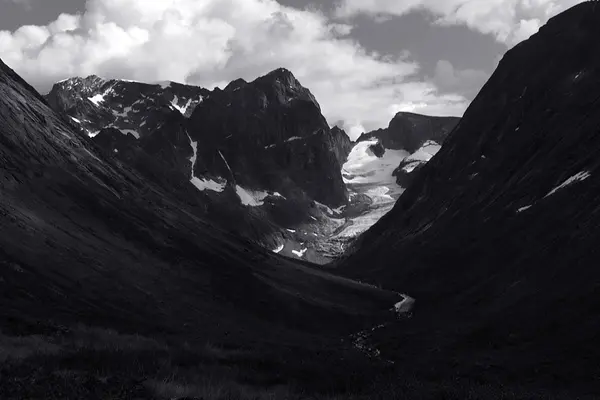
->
[[0, 0, 584, 139]]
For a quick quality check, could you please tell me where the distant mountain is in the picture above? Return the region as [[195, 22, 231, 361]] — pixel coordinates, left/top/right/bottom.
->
[[357, 112, 459, 187], [339, 2, 600, 396], [357, 112, 459, 153], [324, 112, 459, 249]]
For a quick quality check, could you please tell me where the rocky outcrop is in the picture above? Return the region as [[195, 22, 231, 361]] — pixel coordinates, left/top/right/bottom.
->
[[330, 126, 353, 165], [368, 141, 385, 158]]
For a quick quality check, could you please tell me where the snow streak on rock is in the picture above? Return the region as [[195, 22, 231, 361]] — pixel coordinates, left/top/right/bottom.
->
[[187, 133, 226, 193], [292, 248, 307, 258], [545, 171, 591, 198]]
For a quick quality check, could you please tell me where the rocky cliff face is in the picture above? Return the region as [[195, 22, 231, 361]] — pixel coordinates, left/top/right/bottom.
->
[[339, 2, 600, 393], [187, 68, 348, 207], [330, 126, 354, 165]]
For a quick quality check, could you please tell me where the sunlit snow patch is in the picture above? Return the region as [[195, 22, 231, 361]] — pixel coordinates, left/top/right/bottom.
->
[[292, 248, 308, 258], [69, 116, 81, 123], [171, 95, 193, 116], [191, 178, 226, 192], [187, 133, 226, 193], [88, 93, 105, 106], [517, 205, 532, 213], [121, 129, 140, 139], [545, 171, 591, 198], [400, 141, 441, 173], [392, 295, 415, 316], [236, 186, 269, 207]]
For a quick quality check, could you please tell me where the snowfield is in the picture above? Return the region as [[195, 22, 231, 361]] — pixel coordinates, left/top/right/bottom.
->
[[235, 185, 269, 207], [334, 140, 410, 239], [342, 140, 409, 187]]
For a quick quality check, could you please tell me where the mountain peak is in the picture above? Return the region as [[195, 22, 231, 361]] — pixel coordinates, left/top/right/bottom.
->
[[224, 78, 247, 92], [259, 67, 300, 88]]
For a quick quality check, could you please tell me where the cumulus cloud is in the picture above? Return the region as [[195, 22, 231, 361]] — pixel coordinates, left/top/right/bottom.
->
[[336, 0, 584, 46], [0, 0, 469, 140]]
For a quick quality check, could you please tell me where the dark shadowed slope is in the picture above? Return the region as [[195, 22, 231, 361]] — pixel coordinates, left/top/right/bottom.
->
[[339, 2, 600, 397]]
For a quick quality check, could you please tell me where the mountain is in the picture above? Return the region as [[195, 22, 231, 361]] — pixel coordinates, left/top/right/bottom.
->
[[316, 112, 459, 255], [338, 2, 600, 397], [187, 68, 347, 207], [45, 69, 354, 263], [0, 57, 406, 398]]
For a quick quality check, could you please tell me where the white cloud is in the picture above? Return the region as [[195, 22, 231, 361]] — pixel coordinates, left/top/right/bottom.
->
[[431, 60, 488, 98], [336, 0, 584, 46], [0, 0, 470, 140]]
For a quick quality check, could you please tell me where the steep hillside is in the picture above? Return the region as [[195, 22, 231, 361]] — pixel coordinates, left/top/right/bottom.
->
[[339, 2, 600, 397]]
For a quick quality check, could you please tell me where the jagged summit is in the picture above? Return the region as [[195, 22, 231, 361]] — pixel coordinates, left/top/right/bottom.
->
[[45, 73, 209, 137], [187, 67, 347, 207], [357, 112, 459, 153], [224, 77, 247, 92], [264, 67, 297, 81]]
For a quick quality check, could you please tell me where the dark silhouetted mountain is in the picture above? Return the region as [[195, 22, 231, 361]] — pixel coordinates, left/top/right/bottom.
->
[[357, 112, 459, 153], [339, 3, 600, 396]]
